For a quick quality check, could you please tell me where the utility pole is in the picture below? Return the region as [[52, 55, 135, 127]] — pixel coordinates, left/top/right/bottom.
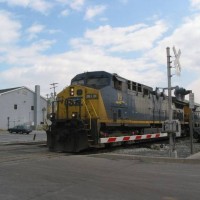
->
[[166, 47, 174, 157], [50, 83, 58, 118], [50, 83, 58, 101], [189, 92, 194, 154], [166, 46, 181, 157]]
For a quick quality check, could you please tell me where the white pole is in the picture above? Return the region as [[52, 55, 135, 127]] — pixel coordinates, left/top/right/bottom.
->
[[166, 47, 174, 157]]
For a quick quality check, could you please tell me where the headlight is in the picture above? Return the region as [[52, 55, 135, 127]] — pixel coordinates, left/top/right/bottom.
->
[[70, 87, 74, 96], [72, 112, 78, 118]]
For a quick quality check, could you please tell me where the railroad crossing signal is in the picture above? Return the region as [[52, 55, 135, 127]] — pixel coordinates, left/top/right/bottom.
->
[[173, 46, 181, 76]]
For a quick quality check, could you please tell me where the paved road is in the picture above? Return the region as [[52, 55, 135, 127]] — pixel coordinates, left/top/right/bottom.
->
[[0, 130, 46, 144], [0, 143, 200, 200]]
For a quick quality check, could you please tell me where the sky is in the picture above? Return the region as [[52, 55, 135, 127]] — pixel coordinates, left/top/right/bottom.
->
[[0, 0, 200, 102]]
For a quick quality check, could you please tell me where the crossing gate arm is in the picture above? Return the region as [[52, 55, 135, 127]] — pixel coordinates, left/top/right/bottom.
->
[[100, 133, 168, 144]]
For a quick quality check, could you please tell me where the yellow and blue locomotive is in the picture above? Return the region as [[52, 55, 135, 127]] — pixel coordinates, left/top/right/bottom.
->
[[46, 71, 197, 152]]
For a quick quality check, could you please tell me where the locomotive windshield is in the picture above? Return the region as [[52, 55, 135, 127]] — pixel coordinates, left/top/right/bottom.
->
[[86, 77, 110, 88], [71, 71, 111, 89], [71, 79, 84, 85]]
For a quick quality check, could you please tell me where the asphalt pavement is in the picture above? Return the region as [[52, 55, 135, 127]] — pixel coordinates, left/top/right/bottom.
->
[[0, 131, 200, 199], [0, 130, 46, 144], [1, 150, 200, 200]]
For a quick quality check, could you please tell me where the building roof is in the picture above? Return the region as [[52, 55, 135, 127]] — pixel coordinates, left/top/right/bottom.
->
[[0, 86, 46, 101], [0, 87, 22, 94]]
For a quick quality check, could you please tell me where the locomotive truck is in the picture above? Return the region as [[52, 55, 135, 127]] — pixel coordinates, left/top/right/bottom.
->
[[46, 71, 200, 152]]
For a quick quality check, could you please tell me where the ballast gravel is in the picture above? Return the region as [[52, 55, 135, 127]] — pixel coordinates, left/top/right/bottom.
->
[[112, 138, 200, 158]]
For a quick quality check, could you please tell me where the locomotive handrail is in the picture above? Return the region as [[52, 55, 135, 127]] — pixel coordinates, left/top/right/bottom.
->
[[88, 100, 98, 118], [82, 99, 92, 129]]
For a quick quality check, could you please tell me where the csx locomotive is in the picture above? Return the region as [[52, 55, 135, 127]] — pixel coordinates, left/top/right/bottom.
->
[[46, 71, 200, 152]]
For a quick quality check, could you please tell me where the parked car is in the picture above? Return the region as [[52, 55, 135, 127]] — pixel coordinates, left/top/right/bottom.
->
[[8, 125, 32, 134]]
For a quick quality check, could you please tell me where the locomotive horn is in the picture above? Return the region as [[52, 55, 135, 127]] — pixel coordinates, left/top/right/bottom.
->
[[174, 86, 190, 101]]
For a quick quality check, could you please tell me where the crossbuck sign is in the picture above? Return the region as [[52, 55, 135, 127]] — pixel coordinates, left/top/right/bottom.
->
[[173, 46, 181, 76]]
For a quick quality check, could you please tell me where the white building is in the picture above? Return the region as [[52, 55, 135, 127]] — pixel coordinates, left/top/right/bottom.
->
[[0, 86, 47, 130]]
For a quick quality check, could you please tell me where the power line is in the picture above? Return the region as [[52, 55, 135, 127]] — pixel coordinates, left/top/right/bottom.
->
[[50, 82, 58, 100]]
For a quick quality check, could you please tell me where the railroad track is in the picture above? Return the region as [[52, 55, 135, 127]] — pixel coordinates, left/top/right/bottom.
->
[[79, 136, 195, 157], [0, 136, 197, 164]]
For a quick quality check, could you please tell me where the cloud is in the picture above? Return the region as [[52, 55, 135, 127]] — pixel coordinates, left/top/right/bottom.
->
[[0, 10, 21, 45], [69, 0, 85, 10], [30, 0, 52, 13], [190, 0, 200, 10], [0, 39, 55, 67], [60, 9, 70, 16], [145, 14, 200, 69], [56, 0, 85, 11], [0, 16, 167, 95], [70, 21, 168, 53], [26, 23, 45, 40], [84, 5, 107, 21], [142, 14, 200, 102], [68, 14, 200, 103], [1, 1, 200, 103], [0, 17, 168, 96], [0, 0, 53, 14], [0, 0, 86, 13], [0, 0, 29, 7], [187, 79, 200, 101], [0, 48, 165, 97], [48, 29, 61, 34]]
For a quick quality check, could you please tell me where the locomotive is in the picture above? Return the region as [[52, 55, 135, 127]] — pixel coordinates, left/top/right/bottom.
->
[[46, 71, 200, 152]]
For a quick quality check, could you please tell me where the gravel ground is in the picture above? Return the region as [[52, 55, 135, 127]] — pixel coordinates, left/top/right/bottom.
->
[[112, 138, 200, 158]]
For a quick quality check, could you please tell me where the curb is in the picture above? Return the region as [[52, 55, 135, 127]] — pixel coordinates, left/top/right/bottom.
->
[[91, 153, 200, 164], [0, 141, 46, 146]]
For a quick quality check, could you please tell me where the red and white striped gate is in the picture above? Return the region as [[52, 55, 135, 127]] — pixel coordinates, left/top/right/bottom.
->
[[100, 133, 168, 144]]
